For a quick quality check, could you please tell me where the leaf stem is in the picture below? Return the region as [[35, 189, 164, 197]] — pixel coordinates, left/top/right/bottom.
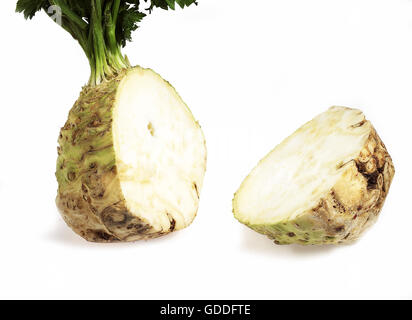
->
[[51, 0, 88, 30]]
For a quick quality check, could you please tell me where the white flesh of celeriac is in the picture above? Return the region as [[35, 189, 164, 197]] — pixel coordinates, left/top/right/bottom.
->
[[113, 68, 207, 233], [235, 107, 372, 225]]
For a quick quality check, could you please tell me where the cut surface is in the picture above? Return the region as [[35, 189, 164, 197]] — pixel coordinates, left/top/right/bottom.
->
[[234, 106, 390, 227], [113, 67, 206, 233]]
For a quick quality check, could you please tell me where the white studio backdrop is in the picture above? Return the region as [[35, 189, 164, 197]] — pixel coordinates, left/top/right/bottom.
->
[[0, 0, 411, 299]]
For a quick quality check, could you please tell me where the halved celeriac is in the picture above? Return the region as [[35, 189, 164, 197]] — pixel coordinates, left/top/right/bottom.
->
[[56, 67, 207, 242], [233, 106, 394, 245]]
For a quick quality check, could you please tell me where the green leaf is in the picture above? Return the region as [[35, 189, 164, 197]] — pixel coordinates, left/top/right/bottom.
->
[[147, 0, 198, 12], [175, 0, 198, 9], [117, 3, 146, 47], [166, 0, 176, 10], [16, 0, 49, 19], [114, 1, 197, 47]]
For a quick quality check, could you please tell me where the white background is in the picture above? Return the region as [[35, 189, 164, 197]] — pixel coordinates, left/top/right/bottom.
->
[[0, 0, 411, 299]]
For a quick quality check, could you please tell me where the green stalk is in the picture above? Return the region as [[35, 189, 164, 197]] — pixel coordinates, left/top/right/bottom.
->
[[105, 0, 129, 71], [90, 0, 114, 84], [51, 0, 88, 31], [112, 0, 121, 26], [18, 0, 199, 87], [46, 0, 130, 86]]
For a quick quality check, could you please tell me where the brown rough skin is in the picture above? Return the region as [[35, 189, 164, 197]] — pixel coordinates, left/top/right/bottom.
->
[[244, 126, 395, 245], [56, 69, 181, 242]]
